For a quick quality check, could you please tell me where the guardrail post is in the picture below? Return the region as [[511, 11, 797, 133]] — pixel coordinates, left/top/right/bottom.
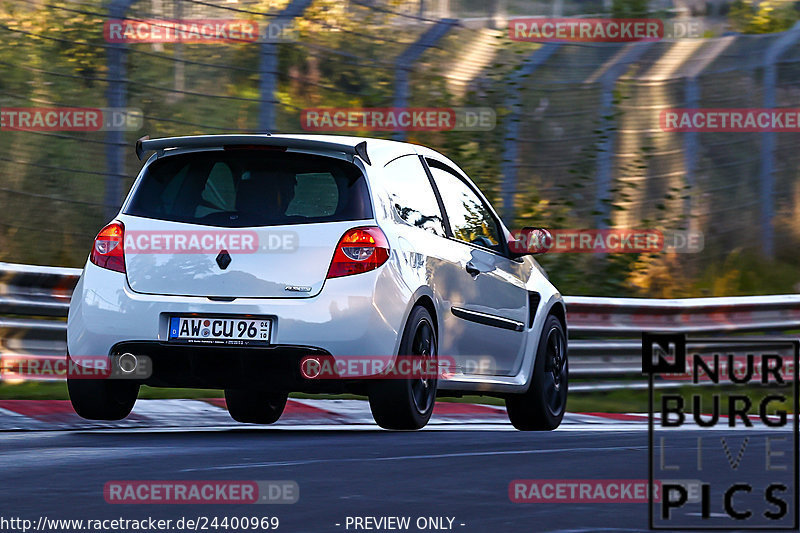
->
[[592, 42, 653, 228], [499, 43, 560, 222], [392, 19, 458, 141], [759, 22, 800, 258], [258, 0, 314, 133], [104, 0, 139, 222]]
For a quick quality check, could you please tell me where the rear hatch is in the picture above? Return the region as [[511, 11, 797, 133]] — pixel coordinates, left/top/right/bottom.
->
[[121, 149, 373, 298]]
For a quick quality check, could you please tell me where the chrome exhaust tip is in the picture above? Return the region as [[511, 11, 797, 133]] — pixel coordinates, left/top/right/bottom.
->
[[117, 353, 138, 374], [300, 357, 322, 379]]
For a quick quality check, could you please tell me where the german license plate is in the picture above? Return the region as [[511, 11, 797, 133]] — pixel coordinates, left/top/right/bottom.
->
[[168, 317, 270, 346]]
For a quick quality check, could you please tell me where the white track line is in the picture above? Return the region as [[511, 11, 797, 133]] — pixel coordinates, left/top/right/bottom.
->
[[181, 445, 650, 472]]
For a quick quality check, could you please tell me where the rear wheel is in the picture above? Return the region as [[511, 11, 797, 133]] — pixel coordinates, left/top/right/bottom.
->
[[224, 389, 288, 424], [67, 357, 139, 421], [368, 306, 438, 430], [506, 314, 568, 430]]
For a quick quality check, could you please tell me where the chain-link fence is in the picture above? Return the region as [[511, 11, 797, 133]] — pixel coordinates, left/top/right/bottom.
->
[[510, 31, 800, 251]]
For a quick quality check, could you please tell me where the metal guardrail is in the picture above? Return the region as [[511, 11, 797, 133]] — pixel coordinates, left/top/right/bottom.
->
[[1, 262, 799, 389], [0, 263, 78, 371], [566, 294, 800, 388]]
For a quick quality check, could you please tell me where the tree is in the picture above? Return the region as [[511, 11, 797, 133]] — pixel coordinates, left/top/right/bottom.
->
[[729, 0, 799, 34], [611, 0, 651, 18]]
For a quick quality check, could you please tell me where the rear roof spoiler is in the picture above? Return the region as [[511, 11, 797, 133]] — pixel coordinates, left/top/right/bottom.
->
[[135, 135, 371, 165]]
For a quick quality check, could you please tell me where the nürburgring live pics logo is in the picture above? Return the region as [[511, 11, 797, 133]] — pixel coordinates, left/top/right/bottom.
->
[[643, 332, 798, 530]]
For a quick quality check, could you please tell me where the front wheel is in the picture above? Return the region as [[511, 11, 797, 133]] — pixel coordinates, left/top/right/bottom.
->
[[224, 389, 288, 424], [506, 314, 568, 430], [368, 306, 438, 430]]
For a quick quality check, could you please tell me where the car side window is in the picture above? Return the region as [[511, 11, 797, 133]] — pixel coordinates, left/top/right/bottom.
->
[[426, 159, 503, 253], [383, 155, 446, 237]]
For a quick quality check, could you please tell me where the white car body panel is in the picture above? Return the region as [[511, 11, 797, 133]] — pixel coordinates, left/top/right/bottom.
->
[[68, 134, 565, 395], [121, 215, 366, 299]]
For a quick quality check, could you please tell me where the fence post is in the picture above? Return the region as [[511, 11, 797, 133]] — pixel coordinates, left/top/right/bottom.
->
[[592, 43, 653, 228], [392, 19, 458, 141], [683, 77, 699, 228], [680, 37, 736, 231], [258, 0, 314, 133], [104, 0, 138, 222], [759, 22, 800, 258], [499, 43, 560, 222]]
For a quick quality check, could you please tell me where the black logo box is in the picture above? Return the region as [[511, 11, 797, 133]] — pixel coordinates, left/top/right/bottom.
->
[[644, 333, 799, 530]]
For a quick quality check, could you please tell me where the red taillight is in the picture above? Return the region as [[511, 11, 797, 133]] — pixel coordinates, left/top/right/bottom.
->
[[90, 221, 125, 273], [326, 226, 390, 279]]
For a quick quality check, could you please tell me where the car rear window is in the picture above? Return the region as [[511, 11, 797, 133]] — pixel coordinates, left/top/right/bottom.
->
[[125, 150, 373, 227]]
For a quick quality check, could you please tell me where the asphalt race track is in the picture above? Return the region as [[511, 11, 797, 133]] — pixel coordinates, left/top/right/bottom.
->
[[1, 424, 793, 533]]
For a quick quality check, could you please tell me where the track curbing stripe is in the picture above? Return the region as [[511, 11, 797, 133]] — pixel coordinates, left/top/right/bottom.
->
[[0, 399, 710, 431]]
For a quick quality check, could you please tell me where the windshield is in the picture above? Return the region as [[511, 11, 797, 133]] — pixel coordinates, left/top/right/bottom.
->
[[125, 150, 372, 228]]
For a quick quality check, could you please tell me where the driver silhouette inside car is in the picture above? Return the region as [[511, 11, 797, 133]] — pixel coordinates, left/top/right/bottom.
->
[[236, 170, 299, 224]]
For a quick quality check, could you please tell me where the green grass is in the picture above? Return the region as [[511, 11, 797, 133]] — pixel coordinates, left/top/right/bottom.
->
[[0, 382, 222, 400]]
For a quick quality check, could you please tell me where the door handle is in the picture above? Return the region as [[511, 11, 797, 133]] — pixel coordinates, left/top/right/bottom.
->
[[465, 261, 480, 276]]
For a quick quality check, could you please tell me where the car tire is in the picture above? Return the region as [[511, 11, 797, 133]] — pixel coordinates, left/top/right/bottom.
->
[[224, 389, 288, 424], [67, 359, 139, 421], [506, 314, 568, 431], [368, 305, 438, 430]]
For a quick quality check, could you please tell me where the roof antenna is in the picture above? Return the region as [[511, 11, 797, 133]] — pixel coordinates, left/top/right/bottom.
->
[[354, 141, 371, 165]]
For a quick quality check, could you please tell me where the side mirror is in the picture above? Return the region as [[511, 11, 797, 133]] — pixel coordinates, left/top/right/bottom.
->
[[509, 227, 552, 257]]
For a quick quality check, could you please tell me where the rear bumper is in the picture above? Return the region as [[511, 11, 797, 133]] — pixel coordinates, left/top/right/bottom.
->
[[109, 341, 356, 392], [68, 261, 412, 389]]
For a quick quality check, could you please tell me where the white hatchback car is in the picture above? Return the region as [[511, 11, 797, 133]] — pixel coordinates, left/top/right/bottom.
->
[[67, 134, 567, 430]]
